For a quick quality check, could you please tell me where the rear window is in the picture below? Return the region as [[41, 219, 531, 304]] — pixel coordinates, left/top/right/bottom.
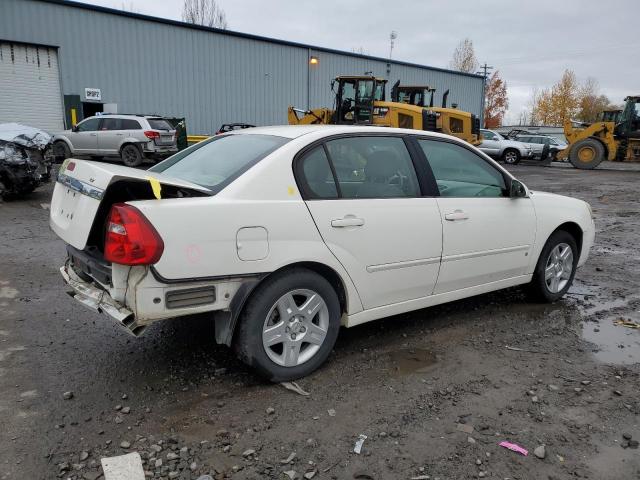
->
[[149, 134, 289, 192], [147, 118, 173, 130]]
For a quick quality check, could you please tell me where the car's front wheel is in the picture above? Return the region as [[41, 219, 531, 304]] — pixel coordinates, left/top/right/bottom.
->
[[234, 268, 341, 382], [528, 230, 578, 302], [502, 149, 521, 165]]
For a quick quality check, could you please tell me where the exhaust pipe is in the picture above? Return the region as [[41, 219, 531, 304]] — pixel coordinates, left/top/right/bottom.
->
[[442, 89, 449, 108]]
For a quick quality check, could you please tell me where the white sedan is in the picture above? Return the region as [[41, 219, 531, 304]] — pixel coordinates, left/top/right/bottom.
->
[[50, 125, 595, 381]]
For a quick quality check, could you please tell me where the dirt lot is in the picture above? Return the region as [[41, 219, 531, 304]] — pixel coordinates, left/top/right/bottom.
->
[[1, 162, 640, 480]]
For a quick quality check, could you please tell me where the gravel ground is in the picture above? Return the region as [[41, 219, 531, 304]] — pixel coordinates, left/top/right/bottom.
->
[[1, 161, 640, 480]]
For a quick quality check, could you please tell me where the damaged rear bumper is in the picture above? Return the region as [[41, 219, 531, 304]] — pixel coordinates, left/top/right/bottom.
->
[[60, 263, 146, 336]]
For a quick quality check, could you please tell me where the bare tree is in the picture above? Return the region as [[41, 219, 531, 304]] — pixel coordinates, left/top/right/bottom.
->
[[449, 38, 479, 73], [120, 2, 139, 13], [182, 0, 228, 29]]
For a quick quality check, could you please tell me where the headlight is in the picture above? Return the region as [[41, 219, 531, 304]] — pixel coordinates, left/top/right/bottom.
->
[[0, 144, 29, 165]]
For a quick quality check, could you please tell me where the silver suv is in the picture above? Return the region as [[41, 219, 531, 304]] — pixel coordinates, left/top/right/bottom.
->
[[478, 129, 533, 165], [53, 114, 178, 167]]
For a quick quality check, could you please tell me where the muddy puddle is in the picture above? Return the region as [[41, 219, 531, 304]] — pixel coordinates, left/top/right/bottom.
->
[[582, 317, 640, 365], [387, 348, 438, 375]]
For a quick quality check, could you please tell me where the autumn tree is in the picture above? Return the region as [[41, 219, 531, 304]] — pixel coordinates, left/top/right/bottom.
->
[[182, 0, 228, 29], [577, 77, 611, 123], [531, 71, 613, 126], [483, 71, 508, 128], [450, 38, 479, 74], [530, 69, 581, 126]]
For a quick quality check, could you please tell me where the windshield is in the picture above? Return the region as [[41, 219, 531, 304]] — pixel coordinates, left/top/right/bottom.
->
[[149, 134, 289, 192], [356, 80, 374, 102]]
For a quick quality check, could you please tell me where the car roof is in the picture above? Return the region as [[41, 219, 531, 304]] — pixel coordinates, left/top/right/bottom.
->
[[230, 124, 459, 140]]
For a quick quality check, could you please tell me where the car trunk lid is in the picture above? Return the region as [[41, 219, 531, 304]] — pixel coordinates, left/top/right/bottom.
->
[[50, 159, 211, 251]]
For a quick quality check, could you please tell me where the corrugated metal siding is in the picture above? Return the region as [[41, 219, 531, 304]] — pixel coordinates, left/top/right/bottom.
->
[[0, 42, 64, 131], [0, 0, 483, 134]]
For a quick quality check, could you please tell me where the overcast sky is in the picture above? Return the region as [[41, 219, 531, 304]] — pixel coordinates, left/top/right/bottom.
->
[[84, 0, 639, 124]]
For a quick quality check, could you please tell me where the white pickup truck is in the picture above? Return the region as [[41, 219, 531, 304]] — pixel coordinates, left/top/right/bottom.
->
[[478, 129, 533, 165]]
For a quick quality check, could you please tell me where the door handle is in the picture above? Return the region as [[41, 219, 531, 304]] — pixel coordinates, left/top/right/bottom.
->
[[90, 133, 97, 136], [116, 133, 124, 136], [331, 216, 365, 228], [444, 210, 469, 221]]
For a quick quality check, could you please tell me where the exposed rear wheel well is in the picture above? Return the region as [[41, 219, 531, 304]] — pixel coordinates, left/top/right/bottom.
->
[[226, 262, 349, 346], [264, 262, 347, 315], [553, 222, 583, 259]]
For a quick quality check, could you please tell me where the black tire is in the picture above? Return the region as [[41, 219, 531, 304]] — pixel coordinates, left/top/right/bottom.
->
[[502, 149, 521, 165], [53, 141, 71, 162], [120, 144, 143, 167], [528, 230, 578, 303], [569, 138, 605, 169], [234, 268, 341, 382]]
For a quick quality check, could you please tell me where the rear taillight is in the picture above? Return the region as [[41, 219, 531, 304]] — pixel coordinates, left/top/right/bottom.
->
[[144, 130, 160, 139], [104, 203, 164, 265]]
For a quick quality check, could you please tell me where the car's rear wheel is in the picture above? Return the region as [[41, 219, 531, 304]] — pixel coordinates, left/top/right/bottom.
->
[[502, 149, 521, 165], [528, 230, 578, 302], [53, 141, 70, 162], [121, 144, 143, 167], [234, 268, 341, 382]]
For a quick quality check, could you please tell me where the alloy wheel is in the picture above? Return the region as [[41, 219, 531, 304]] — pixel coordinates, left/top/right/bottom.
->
[[262, 289, 329, 367], [544, 242, 574, 293]]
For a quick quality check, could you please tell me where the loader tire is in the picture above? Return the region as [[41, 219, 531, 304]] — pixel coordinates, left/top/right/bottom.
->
[[569, 138, 605, 169]]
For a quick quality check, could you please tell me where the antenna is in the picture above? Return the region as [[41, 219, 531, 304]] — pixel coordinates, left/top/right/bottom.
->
[[389, 31, 397, 59]]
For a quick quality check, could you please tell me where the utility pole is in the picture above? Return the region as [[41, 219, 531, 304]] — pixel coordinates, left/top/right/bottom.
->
[[476, 63, 493, 128], [389, 31, 397, 60], [476, 63, 493, 80]]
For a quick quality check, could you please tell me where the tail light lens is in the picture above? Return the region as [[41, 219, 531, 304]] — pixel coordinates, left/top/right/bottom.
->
[[104, 203, 164, 265], [144, 130, 160, 139]]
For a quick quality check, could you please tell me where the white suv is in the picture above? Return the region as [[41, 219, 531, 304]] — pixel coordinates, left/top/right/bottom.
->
[[53, 114, 177, 167]]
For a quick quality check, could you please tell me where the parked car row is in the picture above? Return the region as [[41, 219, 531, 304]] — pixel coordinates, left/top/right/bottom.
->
[[478, 129, 568, 164]]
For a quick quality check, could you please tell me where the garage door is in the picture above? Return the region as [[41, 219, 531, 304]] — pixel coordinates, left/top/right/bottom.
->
[[0, 42, 64, 132]]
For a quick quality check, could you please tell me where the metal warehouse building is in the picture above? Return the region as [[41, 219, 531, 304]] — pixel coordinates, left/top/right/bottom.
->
[[0, 0, 484, 134]]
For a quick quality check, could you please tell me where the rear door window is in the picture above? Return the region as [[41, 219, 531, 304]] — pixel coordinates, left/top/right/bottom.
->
[[150, 134, 289, 193], [324, 136, 420, 198], [299, 147, 338, 199], [100, 118, 121, 130], [121, 119, 141, 130]]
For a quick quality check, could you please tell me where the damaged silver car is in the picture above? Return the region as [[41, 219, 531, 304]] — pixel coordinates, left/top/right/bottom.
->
[[0, 123, 53, 199]]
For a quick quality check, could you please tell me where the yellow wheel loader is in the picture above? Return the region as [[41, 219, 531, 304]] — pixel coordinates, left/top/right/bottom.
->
[[557, 95, 640, 169], [287, 76, 481, 144]]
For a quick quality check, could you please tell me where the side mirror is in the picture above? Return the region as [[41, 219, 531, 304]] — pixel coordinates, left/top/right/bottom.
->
[[510, 179, 528, 198], [71, 125, 79, 132]]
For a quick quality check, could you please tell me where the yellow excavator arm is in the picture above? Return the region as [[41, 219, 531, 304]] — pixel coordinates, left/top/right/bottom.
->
[[287, 106, 334, 125]]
